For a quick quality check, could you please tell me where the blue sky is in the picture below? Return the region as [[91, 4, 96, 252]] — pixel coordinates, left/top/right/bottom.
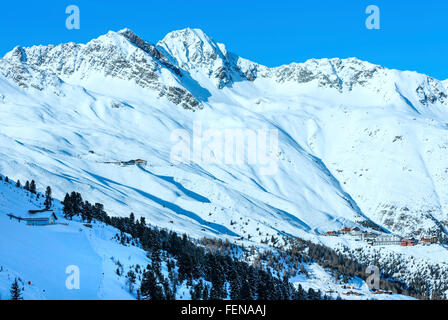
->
[[0, 0, 447, 79]]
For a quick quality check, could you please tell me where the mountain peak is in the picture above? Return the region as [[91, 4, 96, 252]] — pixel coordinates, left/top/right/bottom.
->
[[3, 46, 27, 63], [157, 28, 247, 88], [158, 27, 224, 66], [161, 27, 212, 43], [117, 27, 134, 35], [0, 28, 201, 109], [116, 28, 150, 49], [1, 28, 446, 108]]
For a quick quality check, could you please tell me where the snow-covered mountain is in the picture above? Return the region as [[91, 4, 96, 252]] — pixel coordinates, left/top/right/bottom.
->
[[1, 27, 448, 246]]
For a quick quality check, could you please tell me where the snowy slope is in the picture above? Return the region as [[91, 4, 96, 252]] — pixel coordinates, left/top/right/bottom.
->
[[0, 180, 152, 300], [0, 178, 415, 300], [0, 28, 447, 258]]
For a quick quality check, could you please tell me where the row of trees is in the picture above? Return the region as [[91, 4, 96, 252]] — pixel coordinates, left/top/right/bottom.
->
[[59, 187, 444, 300], [4, 176, 53, 209], [6, 172, 442, 300], [62, 192, 109, 223], [17, 180, 36, 194], [61, 195, 328, 300], [285, 237, 430, 299], [113, 213, 329, 300]]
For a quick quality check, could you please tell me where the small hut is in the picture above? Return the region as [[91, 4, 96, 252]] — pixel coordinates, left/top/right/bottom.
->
[[24, 212, 58, 226]]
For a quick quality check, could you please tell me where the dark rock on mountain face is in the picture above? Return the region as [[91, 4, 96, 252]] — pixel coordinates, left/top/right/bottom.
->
[[118, 28, 183, 77], [1, 29, 202, 110], [1, 27, 447, 110]]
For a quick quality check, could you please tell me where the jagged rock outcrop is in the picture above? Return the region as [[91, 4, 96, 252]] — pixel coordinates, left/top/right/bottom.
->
[[2, 29, 202, 110]]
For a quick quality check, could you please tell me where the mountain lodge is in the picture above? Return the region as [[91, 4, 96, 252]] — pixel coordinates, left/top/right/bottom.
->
[[24, 212, 58, 226]]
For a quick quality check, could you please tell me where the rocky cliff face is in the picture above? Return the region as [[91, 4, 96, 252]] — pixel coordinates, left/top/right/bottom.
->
[[3, 27, 447, 109], [2, 29, 202, 110]]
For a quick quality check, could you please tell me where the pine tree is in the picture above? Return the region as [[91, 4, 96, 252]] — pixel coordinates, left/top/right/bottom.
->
[[24, 181, 30, 191], [209, 263, 226, 300], [10, 278, 22, 300], [229, 269, 242, 300], [136, 289, 141, 300], [82, 201, 93, 223], [282, 274, 294, 300], [44, 186, 52, 209], [62, 193, 73, 219], [5, 176, 9, 183], [202, 284, 210, 300], [190, 280, 204, 300], [141, 268, 165, 300], [29, 180, 36, 194], [300, 284, 309, 300], [126, 270, 137, 293], [16, 180, 21, 188], [240, 280, 253, 300]]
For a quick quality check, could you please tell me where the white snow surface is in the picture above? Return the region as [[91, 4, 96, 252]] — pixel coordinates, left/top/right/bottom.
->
[[0, 181, 149, 300], [0, 179, 414, 300], [0, 28, 448, 293]]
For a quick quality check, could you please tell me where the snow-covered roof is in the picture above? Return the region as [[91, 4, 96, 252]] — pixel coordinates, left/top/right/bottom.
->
[[24, 209, 57, 220]]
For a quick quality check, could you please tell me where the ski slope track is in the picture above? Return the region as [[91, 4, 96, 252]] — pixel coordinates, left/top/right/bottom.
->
[[0, 27, 448, 248]]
